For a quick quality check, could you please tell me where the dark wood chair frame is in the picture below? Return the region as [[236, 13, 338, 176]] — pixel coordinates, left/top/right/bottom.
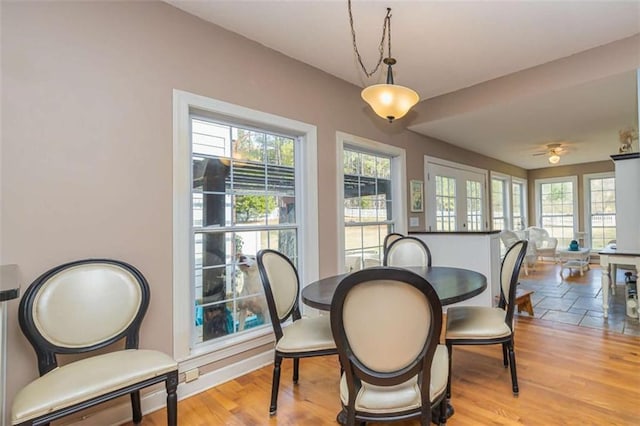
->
[[257, 249, 338, 415], [445, 240, 528, 398], [383, 236, 433, 267], [382, 232, 405, 256], [330, 267, 448, 426], [17, 258, 178, 426]]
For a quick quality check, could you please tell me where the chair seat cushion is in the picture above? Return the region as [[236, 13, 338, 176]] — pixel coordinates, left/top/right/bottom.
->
[[339, 344, 448, 414], [446, 306, 511, 340], [12, 349, 177, 424], [276, 315, 336, 353]]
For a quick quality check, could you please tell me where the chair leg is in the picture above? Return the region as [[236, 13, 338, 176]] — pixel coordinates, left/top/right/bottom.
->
[[507, 340, 519, 396], [293, 358, 299, 384], [438, 397, 448, 425], [270, 355, 283, 415], [166, 370, 179, 426], [130, 390, 142, 424], [445, 342, 453, 399], [502, 342, 509, 367]]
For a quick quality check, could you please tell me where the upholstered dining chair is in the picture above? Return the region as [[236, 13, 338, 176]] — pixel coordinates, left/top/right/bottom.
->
[[256, 249, 337, 415], [445, 240, 527, 397], [12, 259, 178, 426], [330, 267, 449, 425], [384, 236, 432, 268], [383, 232, 404, 256]]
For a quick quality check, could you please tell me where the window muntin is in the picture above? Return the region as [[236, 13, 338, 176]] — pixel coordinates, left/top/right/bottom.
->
[[512, 180, 526, 230], [343, 148, 393, 271], [191, 117, 297, 345], [435, 175, 456, 231], [491, 178, 506, 231], [466, 180, 483, 231], [588, 176, 616, 250], [539, 179, 576, 247]]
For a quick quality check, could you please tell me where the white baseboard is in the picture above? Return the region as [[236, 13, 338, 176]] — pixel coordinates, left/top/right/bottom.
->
[[70, 350, 274, 426]]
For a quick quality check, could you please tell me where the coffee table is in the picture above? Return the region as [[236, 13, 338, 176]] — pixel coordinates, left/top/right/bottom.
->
[[558, 248, 590, 276]]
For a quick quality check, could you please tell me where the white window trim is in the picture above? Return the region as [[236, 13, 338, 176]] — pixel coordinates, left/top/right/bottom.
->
[[173, 89, 319, 364], [534, 175, 578, 231], [336, 131, 407, 273], [583, 171, 615, 249], [490, 171, 511, 231], [424, 156, 489, 231], [512, 176, 528, 229]]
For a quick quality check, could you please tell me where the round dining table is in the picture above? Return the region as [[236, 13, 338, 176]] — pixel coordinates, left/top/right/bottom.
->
[[301, 265, 487, 422], [302, 265, 487, 311]]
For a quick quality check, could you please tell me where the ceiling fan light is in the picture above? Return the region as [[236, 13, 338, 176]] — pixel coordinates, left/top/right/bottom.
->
[[548, 154, 561, 164], [361, 83, 420, 122]]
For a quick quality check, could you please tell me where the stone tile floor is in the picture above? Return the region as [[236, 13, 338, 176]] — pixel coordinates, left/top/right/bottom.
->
[[516, 260, 640, 337]]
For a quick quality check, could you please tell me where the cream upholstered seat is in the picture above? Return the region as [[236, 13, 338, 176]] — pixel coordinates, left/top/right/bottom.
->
[[384, 236, 432, 267], [330, 267, 449, 425], [256, 249, 337, 415], [445, 240, 527, 397], [12, 259, 178, 426], [526, 226, 558, 262]]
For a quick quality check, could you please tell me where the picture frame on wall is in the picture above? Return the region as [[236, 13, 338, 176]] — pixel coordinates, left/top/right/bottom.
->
[[410, 180, 424, 212]]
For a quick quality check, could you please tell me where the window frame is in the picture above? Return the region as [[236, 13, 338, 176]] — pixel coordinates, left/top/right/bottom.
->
[[535, 175, 578, 244], [490, 171, 511, 231], [511, 176, 528, 231], [173, 90, 319, 364], [583, 171, 616, 251], [336, 132, 407, 273]]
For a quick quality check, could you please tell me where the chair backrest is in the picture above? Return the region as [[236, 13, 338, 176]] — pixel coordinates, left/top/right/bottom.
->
[[19, 259, 149, 376], [256, 249, 301, 341], [383, 232, 404, 255], [527, 226, 557, 249], [499, 230, 519, 249], [330, 267, 442, 403], [384, 236, 432, 267], [499, 240, 528, 327]]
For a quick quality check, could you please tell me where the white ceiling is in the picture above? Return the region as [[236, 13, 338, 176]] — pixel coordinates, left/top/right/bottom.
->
[[167, 0, 640, 169]]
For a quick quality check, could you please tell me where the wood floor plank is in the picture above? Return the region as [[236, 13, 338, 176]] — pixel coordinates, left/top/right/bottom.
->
[[122, 266, 640, 425]]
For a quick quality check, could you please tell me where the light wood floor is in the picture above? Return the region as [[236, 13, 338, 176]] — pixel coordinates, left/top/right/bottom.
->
[[125, 267, 640, 425]]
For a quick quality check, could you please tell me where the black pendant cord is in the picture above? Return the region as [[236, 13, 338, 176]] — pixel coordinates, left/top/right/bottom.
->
[[348, 0, 392, 79]]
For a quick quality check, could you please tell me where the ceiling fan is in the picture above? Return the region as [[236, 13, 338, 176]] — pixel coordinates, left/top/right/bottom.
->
[[533, 143, 567, 164]]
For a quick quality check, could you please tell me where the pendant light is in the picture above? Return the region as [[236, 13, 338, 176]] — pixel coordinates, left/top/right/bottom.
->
[[348, 1, 419, 122]]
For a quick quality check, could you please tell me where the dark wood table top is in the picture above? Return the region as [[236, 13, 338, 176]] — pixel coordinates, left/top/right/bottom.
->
[[301, 266, 487, 311]]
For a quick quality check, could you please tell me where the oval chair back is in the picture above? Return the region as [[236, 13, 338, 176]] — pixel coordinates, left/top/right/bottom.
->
[[384, 236, 432, 267], [330, 267, 448, 425]]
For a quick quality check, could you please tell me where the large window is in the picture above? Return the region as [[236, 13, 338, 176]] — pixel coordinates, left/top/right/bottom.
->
[[174, 90, 318, 362], [512, 178, 527, 231], [536, 177, 578, 248], [337, 132, 406, 273], [191, 118, 297, 344], [490, 173, 527, 232], [585, 173, 616, 250], [491, 175, 508, 230]]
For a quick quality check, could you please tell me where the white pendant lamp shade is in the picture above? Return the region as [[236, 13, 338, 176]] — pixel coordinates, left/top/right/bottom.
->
[[361, 84, 420, 122], [548, 154, 561, 164]]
